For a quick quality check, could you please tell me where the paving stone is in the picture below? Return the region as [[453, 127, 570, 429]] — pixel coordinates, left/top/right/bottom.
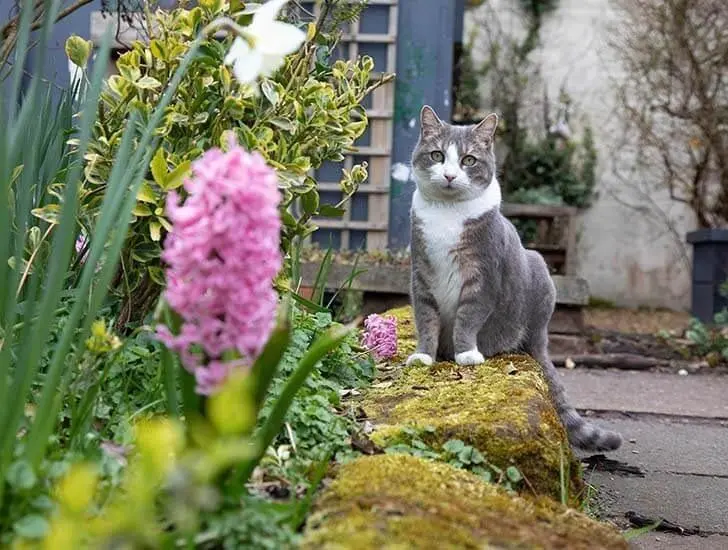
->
[[577, 416, 728, 477], [631, 533, 728, 550], [590, 471, 728, 534], [560, 370, 728, 418]]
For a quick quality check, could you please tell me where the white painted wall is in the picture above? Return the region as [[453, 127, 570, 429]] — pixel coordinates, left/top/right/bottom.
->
[[465, 0, 694, 310]]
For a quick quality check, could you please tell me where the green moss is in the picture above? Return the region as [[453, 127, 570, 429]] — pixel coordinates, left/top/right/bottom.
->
[[301, 454, 627, 550], [388, 305, 418, 363], [365, 306, 583, 502]]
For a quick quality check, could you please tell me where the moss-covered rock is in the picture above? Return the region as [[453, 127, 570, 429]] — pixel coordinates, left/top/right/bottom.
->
[[362, 306, 582, 502], [301, 454, 627, 550]]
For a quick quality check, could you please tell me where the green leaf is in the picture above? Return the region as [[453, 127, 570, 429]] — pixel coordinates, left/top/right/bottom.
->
[[11, 164, 24, 182], [136, 181, 158, 204], [150, 148, 167, 186], [135, 75, 163, 89], [199, 0, 223, 11], [193, 112, 210, 125], [6, 461, 37, 490], [30, 204, 61, 224], [251, 305, 291, 408], [270, 117, 295, 132], [132, 204, 153, 217], [475, 468, 492, 483], [319, 204, 346, 218], [260, 80, 280, 106], [149, 220, 162, 242], [442, 439, 465, 454], [289, 291, 329, 314], [13, 515, 49, 539], [506, 466, 523, 483], [166, 112, 189, 124], [148, 266, 166, 286], [163, 160, 191, 190], [300, 188, 319, 215], [31, 495, 54, 511], [149, 39, 166, 60], [65, 35, 92, 68]]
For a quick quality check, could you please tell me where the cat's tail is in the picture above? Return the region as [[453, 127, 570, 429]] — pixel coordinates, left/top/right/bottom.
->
[[532, 349, 622, 451], [557, 400, 623, 452]]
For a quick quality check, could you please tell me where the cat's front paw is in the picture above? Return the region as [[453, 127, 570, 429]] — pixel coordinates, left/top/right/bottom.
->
[[455, 349, 485, 366], [406, 352, 434, 367]]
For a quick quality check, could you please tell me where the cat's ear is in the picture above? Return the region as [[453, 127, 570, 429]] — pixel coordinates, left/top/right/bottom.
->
[[420, 105, 443, 137], [474, 113, 498, 144]]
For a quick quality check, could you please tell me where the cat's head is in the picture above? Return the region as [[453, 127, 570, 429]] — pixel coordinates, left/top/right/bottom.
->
[[411, 105, 498, 202]]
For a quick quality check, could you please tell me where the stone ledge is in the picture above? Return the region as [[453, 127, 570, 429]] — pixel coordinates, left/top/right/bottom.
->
[[301, 454, 627, 550], [361, 306, 582, 502], [301, 305, 627, 549]]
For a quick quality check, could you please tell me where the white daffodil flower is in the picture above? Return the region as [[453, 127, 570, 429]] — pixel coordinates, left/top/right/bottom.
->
[[224, 0, 306, 85]]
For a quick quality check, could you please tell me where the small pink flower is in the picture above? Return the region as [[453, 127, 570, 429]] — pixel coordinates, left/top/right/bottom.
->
[[362, 314, 397, 360], [156, 137, 282, 394]]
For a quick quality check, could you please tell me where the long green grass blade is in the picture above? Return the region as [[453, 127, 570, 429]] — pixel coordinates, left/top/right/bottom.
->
[[311, 247, 334, 307], [237, 323, 353, 484], [250, 308, 291, 409], [623, 521, 662, 541], [289, 291, 329, 314], [7, 0, 37, 117], [0, 24, 115, 480], [25, 35, 209, 464]]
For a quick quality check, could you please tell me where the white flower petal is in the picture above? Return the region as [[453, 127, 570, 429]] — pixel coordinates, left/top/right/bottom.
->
[[232, 49, 264, 84], [254, 21, 306, 56], [258, 53, 286, 78], [224, 37, 250, 66], [254, 0, 289, 23]]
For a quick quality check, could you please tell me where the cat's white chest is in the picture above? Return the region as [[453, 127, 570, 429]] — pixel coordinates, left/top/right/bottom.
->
[[411, 189, 495, 323]]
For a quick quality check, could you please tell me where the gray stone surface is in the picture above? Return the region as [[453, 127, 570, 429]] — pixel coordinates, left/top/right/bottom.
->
[[563, 369, 728, 543], [590, 471, 728, 534], [577, 417, 728, 477], [631, 533, 728, 550], [560, 370, 728, 418]]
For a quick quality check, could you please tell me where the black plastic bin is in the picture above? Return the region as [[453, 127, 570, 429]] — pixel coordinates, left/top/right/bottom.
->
[[687, 229, 728, 322]]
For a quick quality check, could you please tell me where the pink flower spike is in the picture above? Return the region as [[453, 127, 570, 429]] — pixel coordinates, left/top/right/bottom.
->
[[155, 138, 282, 395], [362, 314, 397, 360], [194, 361, 237, 396]]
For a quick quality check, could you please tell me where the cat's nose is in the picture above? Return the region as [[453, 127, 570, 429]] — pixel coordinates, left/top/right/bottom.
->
[[444, 174, 456, 182]]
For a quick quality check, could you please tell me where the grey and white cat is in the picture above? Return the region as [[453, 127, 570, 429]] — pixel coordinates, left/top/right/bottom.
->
[[407, 105, 622, 452]]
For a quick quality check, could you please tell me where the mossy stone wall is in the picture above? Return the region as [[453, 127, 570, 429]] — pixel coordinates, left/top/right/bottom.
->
[[301, 307, 627, 549]]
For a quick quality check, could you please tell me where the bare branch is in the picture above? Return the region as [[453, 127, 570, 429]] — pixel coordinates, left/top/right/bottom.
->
[[610, 0, 728, 229]]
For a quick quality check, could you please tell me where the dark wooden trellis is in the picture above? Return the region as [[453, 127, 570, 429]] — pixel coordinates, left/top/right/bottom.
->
[[299, 0, 399, 251]]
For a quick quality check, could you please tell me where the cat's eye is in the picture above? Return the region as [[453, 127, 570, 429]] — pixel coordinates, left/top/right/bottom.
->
[[462, 155, 477, 167], [430, 150, 444, 162]]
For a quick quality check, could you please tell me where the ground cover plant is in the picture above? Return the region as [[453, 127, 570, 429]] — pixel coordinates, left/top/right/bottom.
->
[[0, 0, 386, 547]]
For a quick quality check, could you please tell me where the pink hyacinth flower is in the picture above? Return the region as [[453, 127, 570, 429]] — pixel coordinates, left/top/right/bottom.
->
[[362, 314, 397, 360], [156, 137, 282, 394]]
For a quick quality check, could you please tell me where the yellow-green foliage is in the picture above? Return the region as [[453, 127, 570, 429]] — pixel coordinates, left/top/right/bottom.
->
[[301, 454, 628, 550], [362, 306, 582, 502], [36, 382, 258, 549], [56, 2, 385, 315]]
